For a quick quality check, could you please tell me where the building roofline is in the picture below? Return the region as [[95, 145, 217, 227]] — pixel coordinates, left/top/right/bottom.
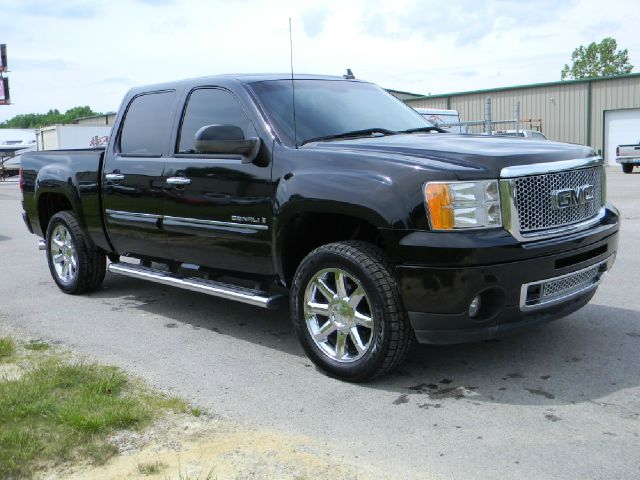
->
[[407, 72, 640, 100], [385, 87, 425, 98], [73, 112, 117, 122]]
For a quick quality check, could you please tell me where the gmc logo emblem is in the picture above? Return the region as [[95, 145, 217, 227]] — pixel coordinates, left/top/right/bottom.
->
[[551, 184, 595, 209]]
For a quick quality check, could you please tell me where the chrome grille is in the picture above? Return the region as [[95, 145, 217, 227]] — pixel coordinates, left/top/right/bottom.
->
[[541, 263, 601, 300], [514, 166, 602, 233], [519, 255, 614, 311]]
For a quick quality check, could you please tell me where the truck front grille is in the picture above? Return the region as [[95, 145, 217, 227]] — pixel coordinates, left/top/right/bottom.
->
[[520, 255, 613, 311], [513, 166, 602, 233]]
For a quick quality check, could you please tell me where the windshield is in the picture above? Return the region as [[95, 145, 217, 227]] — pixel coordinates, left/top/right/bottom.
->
[[250, 79, 433, 146]]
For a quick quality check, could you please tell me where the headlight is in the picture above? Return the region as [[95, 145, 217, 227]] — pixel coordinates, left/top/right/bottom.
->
[[424, 180, 502, 230]]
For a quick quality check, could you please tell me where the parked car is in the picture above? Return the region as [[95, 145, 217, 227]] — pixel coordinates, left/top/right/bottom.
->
[[493, 129, 547, 139], [414, 108, 467, 133], [20, 74, 619, 381], [1, 155, 21, 178], [615, 142, 640, 173]]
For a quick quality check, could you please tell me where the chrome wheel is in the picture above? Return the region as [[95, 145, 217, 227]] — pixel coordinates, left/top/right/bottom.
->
[[49, 224, 78, 285], [304, 268, 374, 363]]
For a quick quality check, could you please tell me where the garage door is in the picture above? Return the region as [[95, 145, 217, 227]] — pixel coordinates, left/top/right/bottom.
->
[[604, 108, 640, 165]]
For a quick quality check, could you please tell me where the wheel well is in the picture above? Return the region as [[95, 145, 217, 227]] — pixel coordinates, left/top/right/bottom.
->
[[280, 213, 384, 287], [38, 193, 73, 235]]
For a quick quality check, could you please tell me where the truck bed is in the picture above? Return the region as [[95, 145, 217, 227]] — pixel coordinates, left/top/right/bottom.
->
[[20, 148, 111, 251]]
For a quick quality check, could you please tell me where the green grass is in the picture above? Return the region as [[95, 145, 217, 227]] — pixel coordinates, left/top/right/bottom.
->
[[24, 340, 50, 351], [0, 337, 15, 360], [137, 460, 168, 475], [0, 340, 193, 479]]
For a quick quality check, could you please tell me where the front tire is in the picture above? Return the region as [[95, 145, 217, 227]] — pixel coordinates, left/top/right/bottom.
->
[[622, 164, 633, 174], [291, 241, 414, 381], [46, 211, 106, 294]]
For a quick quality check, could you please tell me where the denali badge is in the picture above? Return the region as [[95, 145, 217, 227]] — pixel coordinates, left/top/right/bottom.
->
[[551, 184, 595, 209], [231, 215, 267, 224]]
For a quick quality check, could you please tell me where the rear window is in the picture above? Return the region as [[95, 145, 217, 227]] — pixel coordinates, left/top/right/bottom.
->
[[119, 90, 176, 155]]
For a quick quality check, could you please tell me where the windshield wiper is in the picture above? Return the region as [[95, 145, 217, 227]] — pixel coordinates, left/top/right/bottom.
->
[[400, 126, 447, 134], [301, 128, 398, 145]]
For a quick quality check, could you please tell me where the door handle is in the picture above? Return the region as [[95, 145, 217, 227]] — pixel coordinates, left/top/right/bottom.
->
[[105, 173, 125, 181], [166, 177, 192, 185]]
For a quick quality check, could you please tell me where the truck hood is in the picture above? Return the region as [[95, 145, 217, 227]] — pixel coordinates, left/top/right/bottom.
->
[[304, 133, 596, 179]]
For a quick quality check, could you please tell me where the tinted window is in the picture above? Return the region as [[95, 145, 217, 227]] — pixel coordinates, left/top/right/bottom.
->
[[120, 91, 175, 155], [250, 80, 431, 146], [178, 88, 255, 154]]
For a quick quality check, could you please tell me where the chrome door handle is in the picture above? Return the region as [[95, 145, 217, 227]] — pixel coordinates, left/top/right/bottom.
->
[[105, 173, 125, 181], [166, 177, 192, 185]]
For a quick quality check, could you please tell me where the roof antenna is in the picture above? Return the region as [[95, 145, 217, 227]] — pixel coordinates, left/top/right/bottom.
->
[[289, 18, 298, 148], [343, 68, 355, 79]]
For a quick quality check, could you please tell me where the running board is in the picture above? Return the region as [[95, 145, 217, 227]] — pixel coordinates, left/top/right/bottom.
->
[[107, 262, 284, 309]]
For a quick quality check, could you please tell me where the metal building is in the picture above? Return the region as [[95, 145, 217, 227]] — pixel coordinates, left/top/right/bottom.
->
[[401, 73, 640, 165], [74, 112, 117, 127]]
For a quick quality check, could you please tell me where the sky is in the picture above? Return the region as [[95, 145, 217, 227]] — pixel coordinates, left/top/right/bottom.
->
[[0, 0, 638, 122]]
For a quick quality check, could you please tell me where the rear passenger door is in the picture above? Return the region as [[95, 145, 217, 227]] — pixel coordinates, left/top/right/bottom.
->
[[102, 90, 178, 259], [162, 87, 274, 275]]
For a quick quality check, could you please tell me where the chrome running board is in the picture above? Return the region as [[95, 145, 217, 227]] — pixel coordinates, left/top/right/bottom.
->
[[107, 262, 284, 309]]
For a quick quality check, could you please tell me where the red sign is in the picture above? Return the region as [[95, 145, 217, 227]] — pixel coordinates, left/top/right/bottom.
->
[[0, 44, 6, 73], [89, 135, 109, 147]]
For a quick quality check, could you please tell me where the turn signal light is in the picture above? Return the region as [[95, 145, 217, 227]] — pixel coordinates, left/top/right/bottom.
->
[[424, 180, 502, 230], [425, 183, 454, 229]]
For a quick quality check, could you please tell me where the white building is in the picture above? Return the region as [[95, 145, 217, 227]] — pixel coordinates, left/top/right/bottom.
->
[[36, 125, 112, 151]]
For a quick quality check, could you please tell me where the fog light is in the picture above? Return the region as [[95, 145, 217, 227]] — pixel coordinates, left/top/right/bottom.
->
[[469, 295, 481, 318]]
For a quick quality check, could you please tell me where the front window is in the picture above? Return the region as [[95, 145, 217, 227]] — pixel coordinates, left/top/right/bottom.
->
[[177, 88, 256, 154], [250, 79, 432, 146]]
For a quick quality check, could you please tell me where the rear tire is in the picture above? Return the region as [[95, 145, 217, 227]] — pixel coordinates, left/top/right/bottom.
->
[[46, 211, 106, 294], [291, 241, 414, 382], [622, 164, 633, 174]]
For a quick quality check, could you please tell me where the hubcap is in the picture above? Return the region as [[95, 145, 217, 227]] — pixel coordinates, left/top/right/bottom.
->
[[50, 225, 78, 285], [304, 268, 374, 363]]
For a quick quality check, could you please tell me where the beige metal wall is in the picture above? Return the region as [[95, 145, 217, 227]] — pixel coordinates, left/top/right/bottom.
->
[[75, 113, 116, 127], [405, 74, 640, 155]]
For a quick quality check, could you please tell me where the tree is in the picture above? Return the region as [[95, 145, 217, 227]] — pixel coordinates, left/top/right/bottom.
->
[[0, 106, 102, 129], [561, 38, 633, 80]]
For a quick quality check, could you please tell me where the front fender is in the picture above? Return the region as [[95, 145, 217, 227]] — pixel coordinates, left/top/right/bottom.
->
[[273, 169, 411, 229]]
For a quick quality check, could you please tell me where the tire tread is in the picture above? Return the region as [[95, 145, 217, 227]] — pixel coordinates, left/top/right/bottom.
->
[[46, 211, 106, 295], [291, 241, 414, 381]]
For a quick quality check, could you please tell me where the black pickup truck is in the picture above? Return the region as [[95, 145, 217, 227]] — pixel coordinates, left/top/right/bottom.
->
[[20, 74, 619, 381]]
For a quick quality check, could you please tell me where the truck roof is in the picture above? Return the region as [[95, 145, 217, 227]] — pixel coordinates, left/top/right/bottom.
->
[[127, 73, 366, 96]]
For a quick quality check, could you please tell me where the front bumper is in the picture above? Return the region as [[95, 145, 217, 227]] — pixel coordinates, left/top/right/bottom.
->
[[395, 222, 618, 345]]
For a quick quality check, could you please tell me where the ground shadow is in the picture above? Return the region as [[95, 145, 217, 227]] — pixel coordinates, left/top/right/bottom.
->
[[90, 274, 640, 408]]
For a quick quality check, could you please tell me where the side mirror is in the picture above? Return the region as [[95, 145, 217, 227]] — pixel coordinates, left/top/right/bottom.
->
[[194, 124, 260, 163]]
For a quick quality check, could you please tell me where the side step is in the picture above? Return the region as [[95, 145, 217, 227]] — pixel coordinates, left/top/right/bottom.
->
[[107, 262, 285, 309]]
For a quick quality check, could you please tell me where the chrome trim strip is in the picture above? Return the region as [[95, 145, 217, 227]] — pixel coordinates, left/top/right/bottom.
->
[[512, 209, 606, 242], [500, 156, 603, 178], [105, 210, 269, 231], [519, 254, 615, 311], [108, 262, 281, 309], [163, 215, 269, 231], [105, 209, 161, 220]]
